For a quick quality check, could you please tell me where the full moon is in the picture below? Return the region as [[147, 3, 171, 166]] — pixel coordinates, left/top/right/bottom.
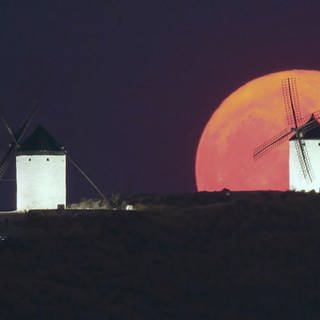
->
[[195, 69, 320, 191]]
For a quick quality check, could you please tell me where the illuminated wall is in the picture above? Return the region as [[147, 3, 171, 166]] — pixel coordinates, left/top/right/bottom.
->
[[16, 154, 66, 210], [289, 140, 320, 192]]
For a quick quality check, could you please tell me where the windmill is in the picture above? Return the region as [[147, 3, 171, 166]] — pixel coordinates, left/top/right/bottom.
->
[[0, 103, 106, 210], [253, 78, 320, 192]]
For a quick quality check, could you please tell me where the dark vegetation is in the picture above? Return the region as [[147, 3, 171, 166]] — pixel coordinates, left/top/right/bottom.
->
[[1, 191, 320, 319]]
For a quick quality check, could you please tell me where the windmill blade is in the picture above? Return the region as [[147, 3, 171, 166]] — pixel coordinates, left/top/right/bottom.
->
[[16, 101, 40, 143], [0, 144, 16, 179], [67, 154, 106, 201], [282, 78, 303, 128], [0, 111, 18, 145], [294, 139, 313, 183], [253, 128, 293, 160]]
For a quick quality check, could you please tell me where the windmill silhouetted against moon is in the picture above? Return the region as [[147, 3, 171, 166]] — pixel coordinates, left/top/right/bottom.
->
[[254, 78, 320, 192]]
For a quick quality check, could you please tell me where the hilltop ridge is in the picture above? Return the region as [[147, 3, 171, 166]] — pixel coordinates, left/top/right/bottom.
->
[[0, 191, 320, 319]]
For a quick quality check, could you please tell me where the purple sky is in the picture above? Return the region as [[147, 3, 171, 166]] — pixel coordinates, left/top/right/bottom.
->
[[1, 0, 320, 207]]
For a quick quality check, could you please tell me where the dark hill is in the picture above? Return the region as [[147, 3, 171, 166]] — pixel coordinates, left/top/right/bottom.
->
[[1, 191, 320, 319]]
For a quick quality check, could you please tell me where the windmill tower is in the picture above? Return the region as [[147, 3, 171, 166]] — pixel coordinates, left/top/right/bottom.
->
[[16, 125, 66, 210], [289, 114, 320, 191], [0, 104, 106, 211], [254, 78, 320, 192]]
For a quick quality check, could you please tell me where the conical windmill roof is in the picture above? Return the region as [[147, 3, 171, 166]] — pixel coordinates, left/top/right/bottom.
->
[[290, 114, 320, 140], [17, 125, 65, 155]]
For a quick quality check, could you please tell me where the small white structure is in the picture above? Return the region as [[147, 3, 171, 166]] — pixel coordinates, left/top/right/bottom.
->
[[289, 115, 320, 192], [16, 126, 66, 210]]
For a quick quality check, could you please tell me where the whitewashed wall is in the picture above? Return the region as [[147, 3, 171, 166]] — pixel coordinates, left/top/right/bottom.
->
[[289, 140, 320, 192], [16, 155, 66, 210]]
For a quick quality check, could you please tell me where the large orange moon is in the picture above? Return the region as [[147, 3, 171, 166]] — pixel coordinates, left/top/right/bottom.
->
[[195, 69, 320, 191]]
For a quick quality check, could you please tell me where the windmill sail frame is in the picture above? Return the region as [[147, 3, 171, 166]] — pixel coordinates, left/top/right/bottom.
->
[[254, 77, 320, 185]]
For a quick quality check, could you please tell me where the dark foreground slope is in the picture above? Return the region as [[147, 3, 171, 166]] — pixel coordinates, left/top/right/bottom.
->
[[1, 191, 320, 319]]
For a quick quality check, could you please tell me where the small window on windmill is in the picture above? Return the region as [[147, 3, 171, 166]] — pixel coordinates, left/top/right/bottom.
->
[[46, 158, 50, 161], [28, 158, 31, 161]]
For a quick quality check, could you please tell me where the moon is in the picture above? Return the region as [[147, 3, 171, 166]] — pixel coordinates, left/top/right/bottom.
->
[[195, 69, 320, 191]]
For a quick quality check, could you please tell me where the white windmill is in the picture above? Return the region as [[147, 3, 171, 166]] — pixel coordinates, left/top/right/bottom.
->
[[253, 78, 320, 192], [16, 125, 66, 210], [0, 104, 106, 211]]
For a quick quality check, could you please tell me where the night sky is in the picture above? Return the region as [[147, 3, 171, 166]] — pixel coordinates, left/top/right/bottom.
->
[[1, 0, 320, 208]]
